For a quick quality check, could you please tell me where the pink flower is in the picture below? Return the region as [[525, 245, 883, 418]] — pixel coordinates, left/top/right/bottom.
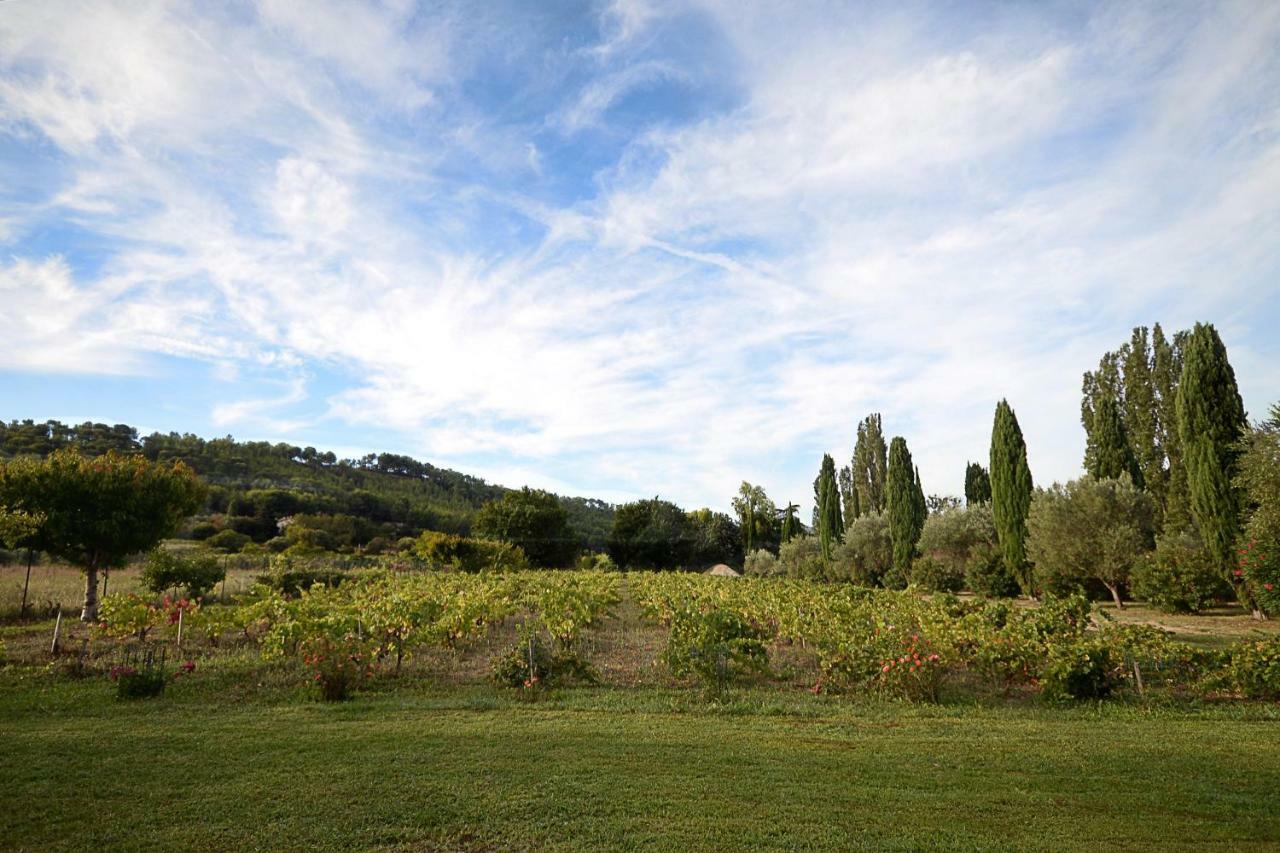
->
[[881, 664, 891, 673]]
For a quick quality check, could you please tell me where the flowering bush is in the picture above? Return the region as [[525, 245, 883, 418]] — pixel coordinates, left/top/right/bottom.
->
[[1229, 637, 1280, 699], [871, 628, 947, 702], [301, 633, 373, 701], [1238, 535, 1280, 616], [110, 647, 168, 699]]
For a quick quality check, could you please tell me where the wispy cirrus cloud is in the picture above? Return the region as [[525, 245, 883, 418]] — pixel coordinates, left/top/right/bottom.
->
[[0, 0, 1277, 514]]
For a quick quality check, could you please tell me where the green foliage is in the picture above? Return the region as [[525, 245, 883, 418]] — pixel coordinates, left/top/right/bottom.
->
[[989, 400, 1033, 595], [1229, 637, 1280, 699], [0, 419, 617, 553], [664, 607, 771, 690], [301, 633, 373, 701], [964, 548, 1020, 598], [1027, 476, 1155, 606], [778, 536, 825, 580], [743, 548, 781, 577], [834, 513, 893, 586], [732, 482, 777, 556], [607, 498, 694, 569], [917, 504, 997, 581], [1236, 406, 1280, 615], [112, 664, 168, 700], [1042, 639, 1119, 700], [686, 508, 744, 569], [141, 548, 226, 598], [490, 625, 597, 689], [815, 454, 843, 563], [851, 413, 888, 517], [206, 529, 251, 552], [964, 462, 991, 505], [473, 488, 578, 568], [910, 555, 963, 593], [886, 437, 922, 579], [414, 530, 529, 572], [0, 448, 205, 621], [1087, 395, 1144, 487], [98, 593, 164, 641], [1176, 323, 1247, 586], [1130, 529, 1228, 613]]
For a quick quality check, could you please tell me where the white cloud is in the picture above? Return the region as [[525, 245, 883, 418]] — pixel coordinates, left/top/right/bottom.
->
[[0, 0, 1278, 518]]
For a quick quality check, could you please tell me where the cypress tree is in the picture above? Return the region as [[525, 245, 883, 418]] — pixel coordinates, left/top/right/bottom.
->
[[913, 465, 927, 534], [990, 400, 1034, 595], [816, 454, 843, 562], [852, 414, 888, 515], [964, 462, 991, 505], [886, 437, 920, 578], [1176, 322, 1247, 587], [838, 464, 860, 523], [780, 503, 799, 543], [1088, 394, 1144, 487]]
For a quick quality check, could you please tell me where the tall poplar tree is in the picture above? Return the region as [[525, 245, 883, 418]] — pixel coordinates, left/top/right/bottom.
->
[[1088, 395, 1143, 487], [964, 462, 992, 505], [852, 414, 888, 516], [1176, 323, 1248, 591], [886, 437, 920, 578], [838, 464, 860, 523], [990, 400, 1034, 596], [1153, 324, 1191, 532], [913, 464, 927, 536], [1122, 327, 1162, 497]]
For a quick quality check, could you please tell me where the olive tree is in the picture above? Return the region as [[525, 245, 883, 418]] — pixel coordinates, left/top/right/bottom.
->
[[1027, 476, 1155, 608], [0, 449, 205, 621]]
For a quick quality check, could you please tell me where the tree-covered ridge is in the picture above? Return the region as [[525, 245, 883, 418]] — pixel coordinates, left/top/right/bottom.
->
[[0, 420, 614, 550]]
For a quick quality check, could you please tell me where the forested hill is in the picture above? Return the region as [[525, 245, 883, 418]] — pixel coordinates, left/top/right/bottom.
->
[[0, 420, 614, 550]]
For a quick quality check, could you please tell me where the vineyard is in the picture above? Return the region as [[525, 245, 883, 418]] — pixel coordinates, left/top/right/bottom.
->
[[44, 569, 1277, 703]]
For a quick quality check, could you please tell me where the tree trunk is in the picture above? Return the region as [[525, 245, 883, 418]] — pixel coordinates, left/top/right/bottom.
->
[[1254, 608, 1269, 622], [81, 561, 99, 623], [1106, 583, 1125, 610]]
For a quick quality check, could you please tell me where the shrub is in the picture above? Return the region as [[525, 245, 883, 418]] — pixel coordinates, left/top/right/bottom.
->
[[1042, 639, 1118, 700], [206, 529, 251, 553], [836, 513, 893, 586], [490, 626, 597, 689], [301, 633, 372, 701], [910, 555, 964, 593], [743, 549, 780, 577], [1238, 532, 1280, 617], [189, 521, 219, 541], [141, 548, 226, 598], [965, 548, 1020, 597], [778, 536, 825, 580], [1230, 637, 1280, 699], [414, 531, 529, 572], [575, 552, 617, 572], [1131, 530, 1229, 613], [98, 593, 163, 641], [917, 505, 997, 580], [665, 607, 771, 690]]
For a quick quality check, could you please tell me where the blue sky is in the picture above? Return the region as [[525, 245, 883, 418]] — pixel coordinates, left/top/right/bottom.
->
[[1, 0, 1278, 516]]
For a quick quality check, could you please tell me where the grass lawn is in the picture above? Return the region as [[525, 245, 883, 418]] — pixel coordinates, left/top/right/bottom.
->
[[3, 678, 1279, 851]]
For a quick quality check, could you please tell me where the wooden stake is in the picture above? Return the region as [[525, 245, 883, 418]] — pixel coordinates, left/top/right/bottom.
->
[[20, 548, 33, 618], [51, 609, 63, 656], [176, 607, 184, 651], [1132, 658, 1145, 698]]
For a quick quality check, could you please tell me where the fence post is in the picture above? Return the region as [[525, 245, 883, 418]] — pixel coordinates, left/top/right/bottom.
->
[[51, 609, 63, 656], [176, 607, 184, 652]]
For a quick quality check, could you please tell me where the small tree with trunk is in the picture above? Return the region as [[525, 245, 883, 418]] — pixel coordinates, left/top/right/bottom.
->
[[1027, 475, 1155, 608], [0, 449, 205, 621]]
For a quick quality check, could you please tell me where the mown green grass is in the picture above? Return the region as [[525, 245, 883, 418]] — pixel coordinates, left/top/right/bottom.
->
[[3, 677, 1279, 851]]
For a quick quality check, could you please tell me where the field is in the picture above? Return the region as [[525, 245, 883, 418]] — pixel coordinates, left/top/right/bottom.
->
[[3, 564, 1280, 851]]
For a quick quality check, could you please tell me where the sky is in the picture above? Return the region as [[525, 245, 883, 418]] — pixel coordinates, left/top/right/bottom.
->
[[1, 0, 1278, 517]]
